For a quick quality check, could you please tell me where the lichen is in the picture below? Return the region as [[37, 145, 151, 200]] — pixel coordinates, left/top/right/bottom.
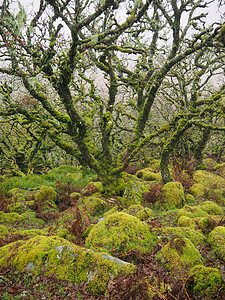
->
[[85, 212, 157, 257], [157, 237, 203, 278], [188, 265, 224, 297], [0, 235, 136, 296]]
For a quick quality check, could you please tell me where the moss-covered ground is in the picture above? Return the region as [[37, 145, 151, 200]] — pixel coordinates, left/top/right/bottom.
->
[[0, 163, 225, 299]]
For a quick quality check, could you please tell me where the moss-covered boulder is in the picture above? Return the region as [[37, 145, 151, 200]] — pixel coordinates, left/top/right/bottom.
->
[[200, 201, 224, 215], [35, 186, 59, 204], [188, 265, 224, 297], [120, 179, 149, 206], [189, 183, 206, 198], [86, 212, 157, 257], [176, 205, 208, 222], [155, 227, 205, 246], [0, 211, 25, 224], [159, 181, 185, 210], [177, 216, 198, 229], [157, 237, 203, 277], [122, 204, 153, 221], [136, 168, 161, 181], [0, 235, 136, 296], [185, 194, 195, 204], [83, 196, 108, 216], [208, 226, 225, 261], [193, 170, 225, 188]]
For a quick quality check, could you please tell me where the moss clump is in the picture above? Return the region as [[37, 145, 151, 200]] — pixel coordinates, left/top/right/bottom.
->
[[189, 183, 206, 198], [193, 170, 225, 188], [35, 186, 59, 204], [103, 206, 118, 218], [0, 235, 136, 296], [123, 204, 153, 221], [188, 265, 224, 297], [200, 201, 224, 215], [176, 205, 208, 222], [155, 227, 205, 246], [136, 168, 161, 181], [160, 181, 185, 210], [83, 196, 108, 216], [82, 181, 103, 195], [121, 179, 149, 206], [157, 238, 203, 277], [185, 194, 195, 204], [86, 212, 157, 257], [0, 211, 25, 223], [208, 226, 225, 261], [70, 192, 81, 200], [177, 216, 197, 229]]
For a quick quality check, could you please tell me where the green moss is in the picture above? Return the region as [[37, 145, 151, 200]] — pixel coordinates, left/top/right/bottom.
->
[[208, 226, 225, 261], [70, 192, 81, 200], [66, 172, 83, 181], [213, 163, 225, 171], [155, 227, 205, 246], [200, 201, 224, 215], [147, 159, 161, 171], [193, 170, 225, 188], [177, 216, 197, 229], [0, 211, 25, 223], [160, 181, 185, 210], [121, 179, 149, 206], [188, 265, 224, 297], [83, 196, 108, 216], [122, 204, 153, 221], [157, 238, 203, 277], [82, 182, 103, 194], [86, 212, 157, 257], [185, 194, 195, 204], [0, 235, 136, 296], [189, 183, 206, 198], [35, 185, 59, 204], [136, 168, 161, 181], [0, 224, 16, 235], [20, 211, 46, 227], [176, 205, 208, 222], [103, 206, 118, 218], [202, 158, 217, 169]]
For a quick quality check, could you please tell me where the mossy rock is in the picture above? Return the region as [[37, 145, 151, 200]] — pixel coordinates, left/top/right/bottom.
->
[[185, 194, 195, 204], [204, 188, 225, 205], [159, 181, 185, 210], [70, 192, 81, 200], [121, 179, 149, 206], [0, 211, 25, 224], [157, 237, 203, 278], [103, 206, 118, 218], [147, 159, 161, 171], [86, 212, 157, 257], [189, 183, 206, 198], [176, 205, 208, 222], [122, 204, 153, 221], [66, 172, 83, 181], [177, 216, 198, 229], [0, 235, 136, 296], [155, 227, 205, 246], [188, 265, 224, 297], [196, 215, 223, 231], [35, 186, 59, 204], [193, 170, 225, 189], [82, 182, 103, 195], [83, 196, 108, 216], [202, 158, 217, 169], [136, 168, 161, 181], [208, 226, 225, 261], [200, 201, 224, 215], [213, 163, 225, 171]]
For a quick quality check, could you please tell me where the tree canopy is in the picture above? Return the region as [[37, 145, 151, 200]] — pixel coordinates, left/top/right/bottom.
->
[[0, 0, 224, 194]]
